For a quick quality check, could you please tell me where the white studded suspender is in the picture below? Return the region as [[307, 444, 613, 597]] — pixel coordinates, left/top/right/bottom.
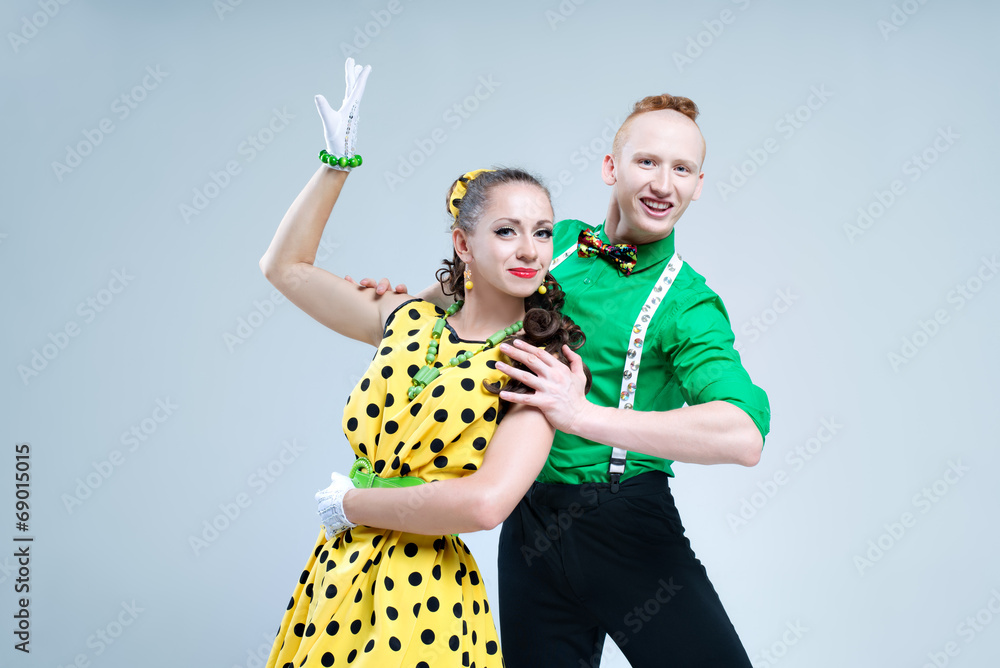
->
[[550, 238, 684, 492], [549, 241, 579, 270]]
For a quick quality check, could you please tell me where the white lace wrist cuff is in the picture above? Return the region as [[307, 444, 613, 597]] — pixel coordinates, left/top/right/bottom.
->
[[316, 483, 356, 539]]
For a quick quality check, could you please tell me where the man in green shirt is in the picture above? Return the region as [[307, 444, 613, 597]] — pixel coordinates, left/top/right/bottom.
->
[[348, 93, 769, 665], [492, 95, 769, 667]]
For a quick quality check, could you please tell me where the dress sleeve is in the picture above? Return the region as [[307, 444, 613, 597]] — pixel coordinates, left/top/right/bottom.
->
[[381, 298, 442, 341], [659, 289, 771, 444]]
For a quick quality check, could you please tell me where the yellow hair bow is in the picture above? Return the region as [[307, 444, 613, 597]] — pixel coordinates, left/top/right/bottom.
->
[[448, 169, 495, 220]]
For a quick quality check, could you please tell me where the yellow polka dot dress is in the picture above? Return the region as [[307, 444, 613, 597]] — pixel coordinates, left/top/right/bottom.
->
[[266, 299, 509, 668]]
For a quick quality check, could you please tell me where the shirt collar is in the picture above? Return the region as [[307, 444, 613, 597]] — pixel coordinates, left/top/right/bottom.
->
[[594, 222, 676, 273]]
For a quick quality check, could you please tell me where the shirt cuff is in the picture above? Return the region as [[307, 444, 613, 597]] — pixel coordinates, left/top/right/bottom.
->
[[697, 379, 771, 445]]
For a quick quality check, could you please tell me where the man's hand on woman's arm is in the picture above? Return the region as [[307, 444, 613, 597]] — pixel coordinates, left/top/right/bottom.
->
[[346, 275, 452, 310]]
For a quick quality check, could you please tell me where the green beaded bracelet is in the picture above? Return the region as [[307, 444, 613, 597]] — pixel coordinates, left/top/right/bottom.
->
[[319, 149, 363, 169]]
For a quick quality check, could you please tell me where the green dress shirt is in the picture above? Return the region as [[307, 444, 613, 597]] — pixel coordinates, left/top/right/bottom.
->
[[538, 219, 771, 485]]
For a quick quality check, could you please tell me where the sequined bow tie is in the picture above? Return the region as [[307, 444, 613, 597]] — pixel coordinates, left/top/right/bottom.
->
[[577, 229, 638, 276]]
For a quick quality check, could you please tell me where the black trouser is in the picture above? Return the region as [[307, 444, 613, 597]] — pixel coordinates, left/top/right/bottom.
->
[[497, 471, 753, 667]]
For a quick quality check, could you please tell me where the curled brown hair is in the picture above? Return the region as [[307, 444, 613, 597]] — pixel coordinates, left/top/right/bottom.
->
[[434, 167, 592, 399]]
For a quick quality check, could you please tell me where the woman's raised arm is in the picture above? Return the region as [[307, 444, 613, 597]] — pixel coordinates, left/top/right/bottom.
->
[[259, 59, 411, 346]]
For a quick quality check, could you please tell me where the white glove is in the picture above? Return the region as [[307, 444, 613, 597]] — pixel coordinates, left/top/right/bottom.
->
[[315, 57, 371, 170], [315, 471, 357, 539]]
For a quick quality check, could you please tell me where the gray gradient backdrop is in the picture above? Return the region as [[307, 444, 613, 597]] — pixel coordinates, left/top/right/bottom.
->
[[3, 1, 999, 667]]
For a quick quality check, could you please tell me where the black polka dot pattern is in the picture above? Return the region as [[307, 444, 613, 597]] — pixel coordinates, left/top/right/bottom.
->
[[273, 300, 507, 667]]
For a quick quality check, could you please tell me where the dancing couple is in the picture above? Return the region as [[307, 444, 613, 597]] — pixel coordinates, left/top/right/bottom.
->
[[259, 58, 769, 668]]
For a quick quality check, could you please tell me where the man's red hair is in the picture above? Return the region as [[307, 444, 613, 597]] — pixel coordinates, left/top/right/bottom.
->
[[612, 94, 701, 157]]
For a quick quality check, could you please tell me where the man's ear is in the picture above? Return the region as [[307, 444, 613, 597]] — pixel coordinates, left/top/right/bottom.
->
[[690, 171, 705, 201], [601, 154, 617, 186]]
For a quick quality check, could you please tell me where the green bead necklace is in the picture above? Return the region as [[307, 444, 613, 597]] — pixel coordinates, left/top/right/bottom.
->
[[407, 300, 523, 401]]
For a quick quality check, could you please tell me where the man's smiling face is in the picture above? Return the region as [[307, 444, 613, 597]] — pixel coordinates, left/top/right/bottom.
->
[[602, 109, 705, 245]]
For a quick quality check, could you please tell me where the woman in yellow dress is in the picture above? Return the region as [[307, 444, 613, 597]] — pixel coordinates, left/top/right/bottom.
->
[[259, 58, 588, 668]]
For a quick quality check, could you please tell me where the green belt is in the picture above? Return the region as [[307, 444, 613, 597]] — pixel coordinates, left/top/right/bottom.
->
[[347, 456, 458, 537], [349, 456, 426, 489]]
